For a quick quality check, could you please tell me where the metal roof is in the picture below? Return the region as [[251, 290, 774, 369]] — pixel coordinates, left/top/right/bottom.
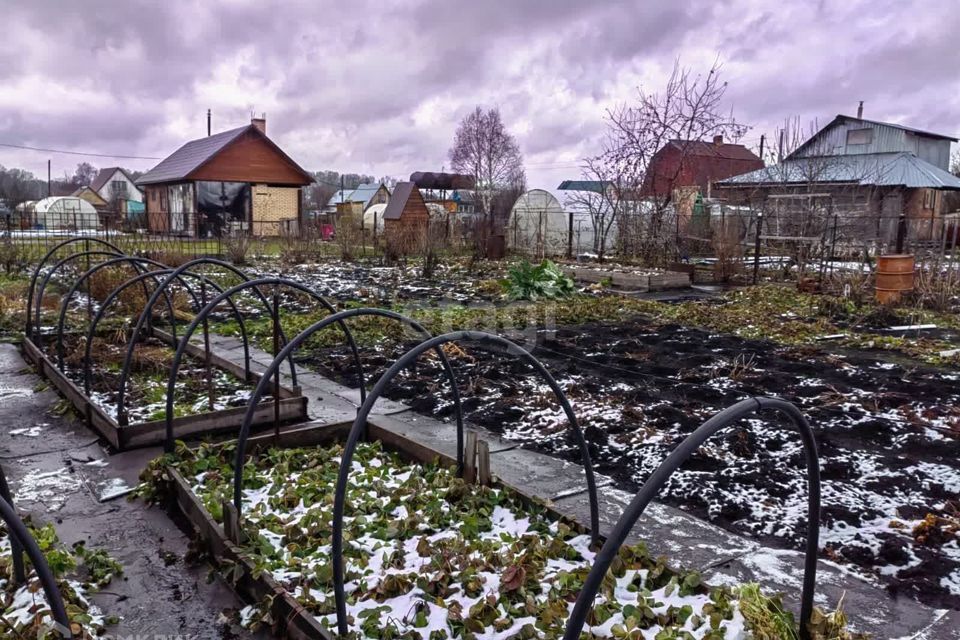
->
[[137, 126, 248, 185], [349, 183, 383, 206], [666, 139, 761, 161], [557, 180, 609, 193], [834, 114, 957, 141], [716, 152, 960, 190], [382, 182, 417, 220]]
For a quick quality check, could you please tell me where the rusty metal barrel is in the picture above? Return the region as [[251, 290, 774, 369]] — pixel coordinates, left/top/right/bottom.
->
[[876, 254, 915, 304]]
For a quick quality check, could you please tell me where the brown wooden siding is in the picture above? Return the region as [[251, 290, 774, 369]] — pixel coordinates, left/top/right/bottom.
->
[[188, 130, 311, 186]]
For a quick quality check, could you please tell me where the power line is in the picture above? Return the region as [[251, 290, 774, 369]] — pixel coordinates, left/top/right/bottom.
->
[[0, 142, 162, 161]]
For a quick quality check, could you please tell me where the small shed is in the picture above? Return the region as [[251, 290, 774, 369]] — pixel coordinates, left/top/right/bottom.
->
[[33, 197, 100, 230], [381, 182, 428, 253]]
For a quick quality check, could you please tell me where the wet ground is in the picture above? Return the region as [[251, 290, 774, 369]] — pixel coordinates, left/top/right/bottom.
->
[[298, 318, 960, 610], [0, 344, 260, 638]]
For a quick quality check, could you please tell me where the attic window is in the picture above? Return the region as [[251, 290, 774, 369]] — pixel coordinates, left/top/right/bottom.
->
[[846, 128, 873, 145]]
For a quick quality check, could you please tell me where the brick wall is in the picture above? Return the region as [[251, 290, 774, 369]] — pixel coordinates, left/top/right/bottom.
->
[[252, 185, 299, 235]]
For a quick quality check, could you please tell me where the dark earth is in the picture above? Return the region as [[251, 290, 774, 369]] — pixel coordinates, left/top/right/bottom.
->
[[294, 318, 960, 610]]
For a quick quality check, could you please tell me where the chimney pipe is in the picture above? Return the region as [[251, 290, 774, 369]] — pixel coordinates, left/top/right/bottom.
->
[[207, 109, 211, 136], [251, 115, 266, 135], [713, 134, 723, 146], [857, 101, 863, 119]]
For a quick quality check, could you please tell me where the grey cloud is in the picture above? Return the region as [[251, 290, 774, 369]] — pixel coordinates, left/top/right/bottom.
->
[[1, 0, 957, 187]]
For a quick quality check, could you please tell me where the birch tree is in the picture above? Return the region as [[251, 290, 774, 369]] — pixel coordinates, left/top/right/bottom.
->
[[449, 106, 525, 235]]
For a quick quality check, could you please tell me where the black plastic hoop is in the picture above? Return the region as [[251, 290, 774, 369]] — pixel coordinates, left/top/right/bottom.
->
[[32, 250, 126, 347], [81, 268, 252, 397], [329, 330, 601, 636], [115, 259, 293, 425], [561, 397, 820, 640], [0, 497, 73, 637], [25, 236, 124, 338], [54, 256, 182, 371], [229, 308, 467, 511], [161, 277, 367, 452]]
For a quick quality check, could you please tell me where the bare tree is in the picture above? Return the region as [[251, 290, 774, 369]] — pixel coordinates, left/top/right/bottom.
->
[[596, 59, 747, 265], [449, 106, 525, 251], [563, 158, 622, 261], [72, 162, 99, 186]]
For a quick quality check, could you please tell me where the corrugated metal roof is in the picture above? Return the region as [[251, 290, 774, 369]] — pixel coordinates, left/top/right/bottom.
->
[[716, 152, 960, 190], [349, 183, 383, 206], [136, 126, 248, 185], [837, 114, 957, 141]]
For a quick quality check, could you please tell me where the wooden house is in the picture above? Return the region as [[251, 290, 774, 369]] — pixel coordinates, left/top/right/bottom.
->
[[136, 117, 312, 236], [714, 114, 960, 249]]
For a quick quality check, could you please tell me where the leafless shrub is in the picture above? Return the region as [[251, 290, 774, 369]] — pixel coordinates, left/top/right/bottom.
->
[[910, 266, 960, 312], [0, 240, 27, 274], [727, 354, 757, 381], [712, 215, 745, 282], [224, 233, 253, 265], [334, 214, 361, 261]]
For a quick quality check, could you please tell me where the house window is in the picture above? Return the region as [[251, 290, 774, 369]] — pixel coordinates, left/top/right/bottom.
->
[[846, 128, 873, 146], [111, 180, 128, 198], [923, 190, 936, 209]]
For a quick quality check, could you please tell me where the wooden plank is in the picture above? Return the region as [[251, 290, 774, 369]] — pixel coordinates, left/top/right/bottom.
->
[[120, 396, 308, 449], [477, 440, 491, 486], [464, 431, 478, 483], [169, 469, 331, 640]]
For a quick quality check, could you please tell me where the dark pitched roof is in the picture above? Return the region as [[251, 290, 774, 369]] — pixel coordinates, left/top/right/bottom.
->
[[136, 126, 248, 185], [557, 180, 609, 193], [382, 182, 416, 220], [90, 167, 141, 193], [666, 139, 761, 162], [49, 182, 82, 197]]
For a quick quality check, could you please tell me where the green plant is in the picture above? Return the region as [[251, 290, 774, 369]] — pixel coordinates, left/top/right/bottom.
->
[[501, 260, 576, 301]]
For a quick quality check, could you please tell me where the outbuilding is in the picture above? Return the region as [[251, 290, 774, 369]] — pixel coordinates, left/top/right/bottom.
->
[[136, 117, 312, 236]]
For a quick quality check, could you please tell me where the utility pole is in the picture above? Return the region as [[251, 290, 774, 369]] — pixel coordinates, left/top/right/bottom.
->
[[778, 129, 784, 163], [47, 160, 51, 197], [758, 134, 765, 163], [207, 109, 211, 136]]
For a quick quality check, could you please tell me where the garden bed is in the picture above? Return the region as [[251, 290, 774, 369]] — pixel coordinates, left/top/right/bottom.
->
[[0, 519, 122, 636], [22, 329, 307, 450], [564, 266, 691, 292], [147, 422, 844, 640], [292, 318, 960, 611]]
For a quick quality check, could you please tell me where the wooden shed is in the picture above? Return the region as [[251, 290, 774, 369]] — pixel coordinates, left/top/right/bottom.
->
[[381, 181, 428, 254], [136, 117, 312, 236]]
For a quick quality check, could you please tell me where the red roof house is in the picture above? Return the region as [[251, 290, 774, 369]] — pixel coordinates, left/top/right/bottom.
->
[[641, 136, 764, 199]]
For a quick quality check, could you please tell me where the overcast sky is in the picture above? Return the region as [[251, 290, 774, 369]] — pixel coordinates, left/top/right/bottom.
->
[[2, 0, 959, 188]]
